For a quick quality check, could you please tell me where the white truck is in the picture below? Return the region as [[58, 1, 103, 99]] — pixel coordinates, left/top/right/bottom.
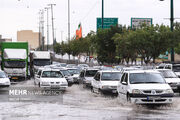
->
[[30, 51, 52, 76]]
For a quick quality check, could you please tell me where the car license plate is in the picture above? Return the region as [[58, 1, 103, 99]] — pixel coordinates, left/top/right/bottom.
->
[[51, 85, 60, 88], [147, 96, 161, 100], [12, 77, 18, 80]]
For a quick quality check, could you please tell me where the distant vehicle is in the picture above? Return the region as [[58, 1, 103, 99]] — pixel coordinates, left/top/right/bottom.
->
[[156, 63, 180, 77], [79, 68, 98, 86], [157, 69, 180, 93], [117, 70, 174, 104], [66, 68, 80, 83], [30, 51, 52, 76], [66, 64, 77, 68], [59, 69, 74, 85], [34, 68, 68, 90], [0, 70, 10, 87], [120, 67, 139, 73], [1, 42, 28, 81], [77, 64, 89, 69], [91, 70, 122, 94]]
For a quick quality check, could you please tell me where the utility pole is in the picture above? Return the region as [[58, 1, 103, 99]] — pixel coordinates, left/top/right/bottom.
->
[[170, 0, 174, 62], [68, 0, 70, 41], [48, 4, 56, 51], [41, 10, 45, 51], [102, 0, 104, 29], [45, 7, 50, 51], [38, 10, 41, 50], [159, 0, 174, 62]]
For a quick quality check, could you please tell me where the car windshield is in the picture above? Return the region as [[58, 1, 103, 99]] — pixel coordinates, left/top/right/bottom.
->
[[4, 61, 26, 68], [0, 72, 7, 78], [101, 72, 121, 81], [41, 71, 63, 78], [60, 70, 71, 76], [34, 59, 51, 66], [85, 70, 98, 77], [130, 73, 165, 84], [68, 69, 79, 74], [159, 70, 177, 78], [173, 65, 180, 72]]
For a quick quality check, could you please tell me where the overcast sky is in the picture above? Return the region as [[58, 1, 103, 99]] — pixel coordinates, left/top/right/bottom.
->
[[0, 0, 180, 44]]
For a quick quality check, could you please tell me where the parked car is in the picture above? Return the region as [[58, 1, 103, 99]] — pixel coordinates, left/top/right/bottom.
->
[[78, 68, 98, 86], [117, 70, 174, 104], [0, 70, 10, 87], [91, 70, 122, 94], [157, 69, 180, 93], [34, 68, 68, 90]]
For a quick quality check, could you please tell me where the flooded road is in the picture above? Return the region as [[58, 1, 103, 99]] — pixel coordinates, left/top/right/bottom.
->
[[0, 79, 180, 120]]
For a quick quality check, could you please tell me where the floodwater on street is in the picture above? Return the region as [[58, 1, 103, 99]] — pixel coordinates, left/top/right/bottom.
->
[[0, 79, 180, 120]]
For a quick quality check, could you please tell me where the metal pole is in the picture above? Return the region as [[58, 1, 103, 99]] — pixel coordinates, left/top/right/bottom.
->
[[38, 11, 41, 50], [41, 10, 45, 51], [48, 4, 56, 51], [102, 0, 104, 29], [170, 0, 174, 62], [68, 0, 70, 41], [45, 7, 50, 51]]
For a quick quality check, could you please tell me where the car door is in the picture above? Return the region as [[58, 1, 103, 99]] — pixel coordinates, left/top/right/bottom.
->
[[92, 72, 100, 89], [35, 70, 42, 85], [118, 73, 128, 100]]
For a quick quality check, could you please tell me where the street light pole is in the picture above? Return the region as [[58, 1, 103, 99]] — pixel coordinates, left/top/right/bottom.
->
[[170, 0, 174, 62], [68, 0, 70, 41], [160, 0, 174, 62], [45, 7, 50, 51], [102, 0, 104, 29], [48, 4, 56, 51]]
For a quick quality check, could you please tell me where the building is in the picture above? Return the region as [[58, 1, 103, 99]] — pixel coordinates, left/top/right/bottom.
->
[[0, 35, 12, 42], [17, 30, 40, 50]]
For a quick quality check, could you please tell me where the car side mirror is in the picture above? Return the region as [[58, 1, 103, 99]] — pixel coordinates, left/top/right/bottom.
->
[[122, 81, 127, 85]]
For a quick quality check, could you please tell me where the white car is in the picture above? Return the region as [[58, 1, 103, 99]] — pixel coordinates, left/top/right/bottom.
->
[[0, 71, 10, 87], [67, 68, 80, 83], [91, 70, 122, 94], [117, 70, 174, 104], [157, 69, 180, 93], [34, 68, 68, 90]]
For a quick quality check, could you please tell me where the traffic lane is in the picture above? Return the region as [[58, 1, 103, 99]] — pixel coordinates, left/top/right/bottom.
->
[[0, 80, 180, 120]]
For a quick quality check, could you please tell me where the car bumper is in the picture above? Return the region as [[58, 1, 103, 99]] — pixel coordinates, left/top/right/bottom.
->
[[129, 94, 174, 104], [41, 84, 68, 90]]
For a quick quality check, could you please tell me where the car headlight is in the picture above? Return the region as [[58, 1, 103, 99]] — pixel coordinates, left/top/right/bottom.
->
[[164, 89, 174, 94], [132, 89, 141, 94]]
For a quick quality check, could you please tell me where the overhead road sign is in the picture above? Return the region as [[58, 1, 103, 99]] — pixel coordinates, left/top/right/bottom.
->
[[131, 18, 153, 29], [97, 18, 118, 30]]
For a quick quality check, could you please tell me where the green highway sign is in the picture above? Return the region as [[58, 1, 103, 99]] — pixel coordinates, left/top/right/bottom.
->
[[97, 18, 118, 30]]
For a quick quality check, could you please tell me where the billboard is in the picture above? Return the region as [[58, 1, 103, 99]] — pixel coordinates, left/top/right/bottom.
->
[[131, 18, 153, 29], [97, 18, 118, 30]]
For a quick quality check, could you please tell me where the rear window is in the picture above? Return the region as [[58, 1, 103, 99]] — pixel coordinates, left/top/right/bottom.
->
[[42, 71, 63, 78]]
